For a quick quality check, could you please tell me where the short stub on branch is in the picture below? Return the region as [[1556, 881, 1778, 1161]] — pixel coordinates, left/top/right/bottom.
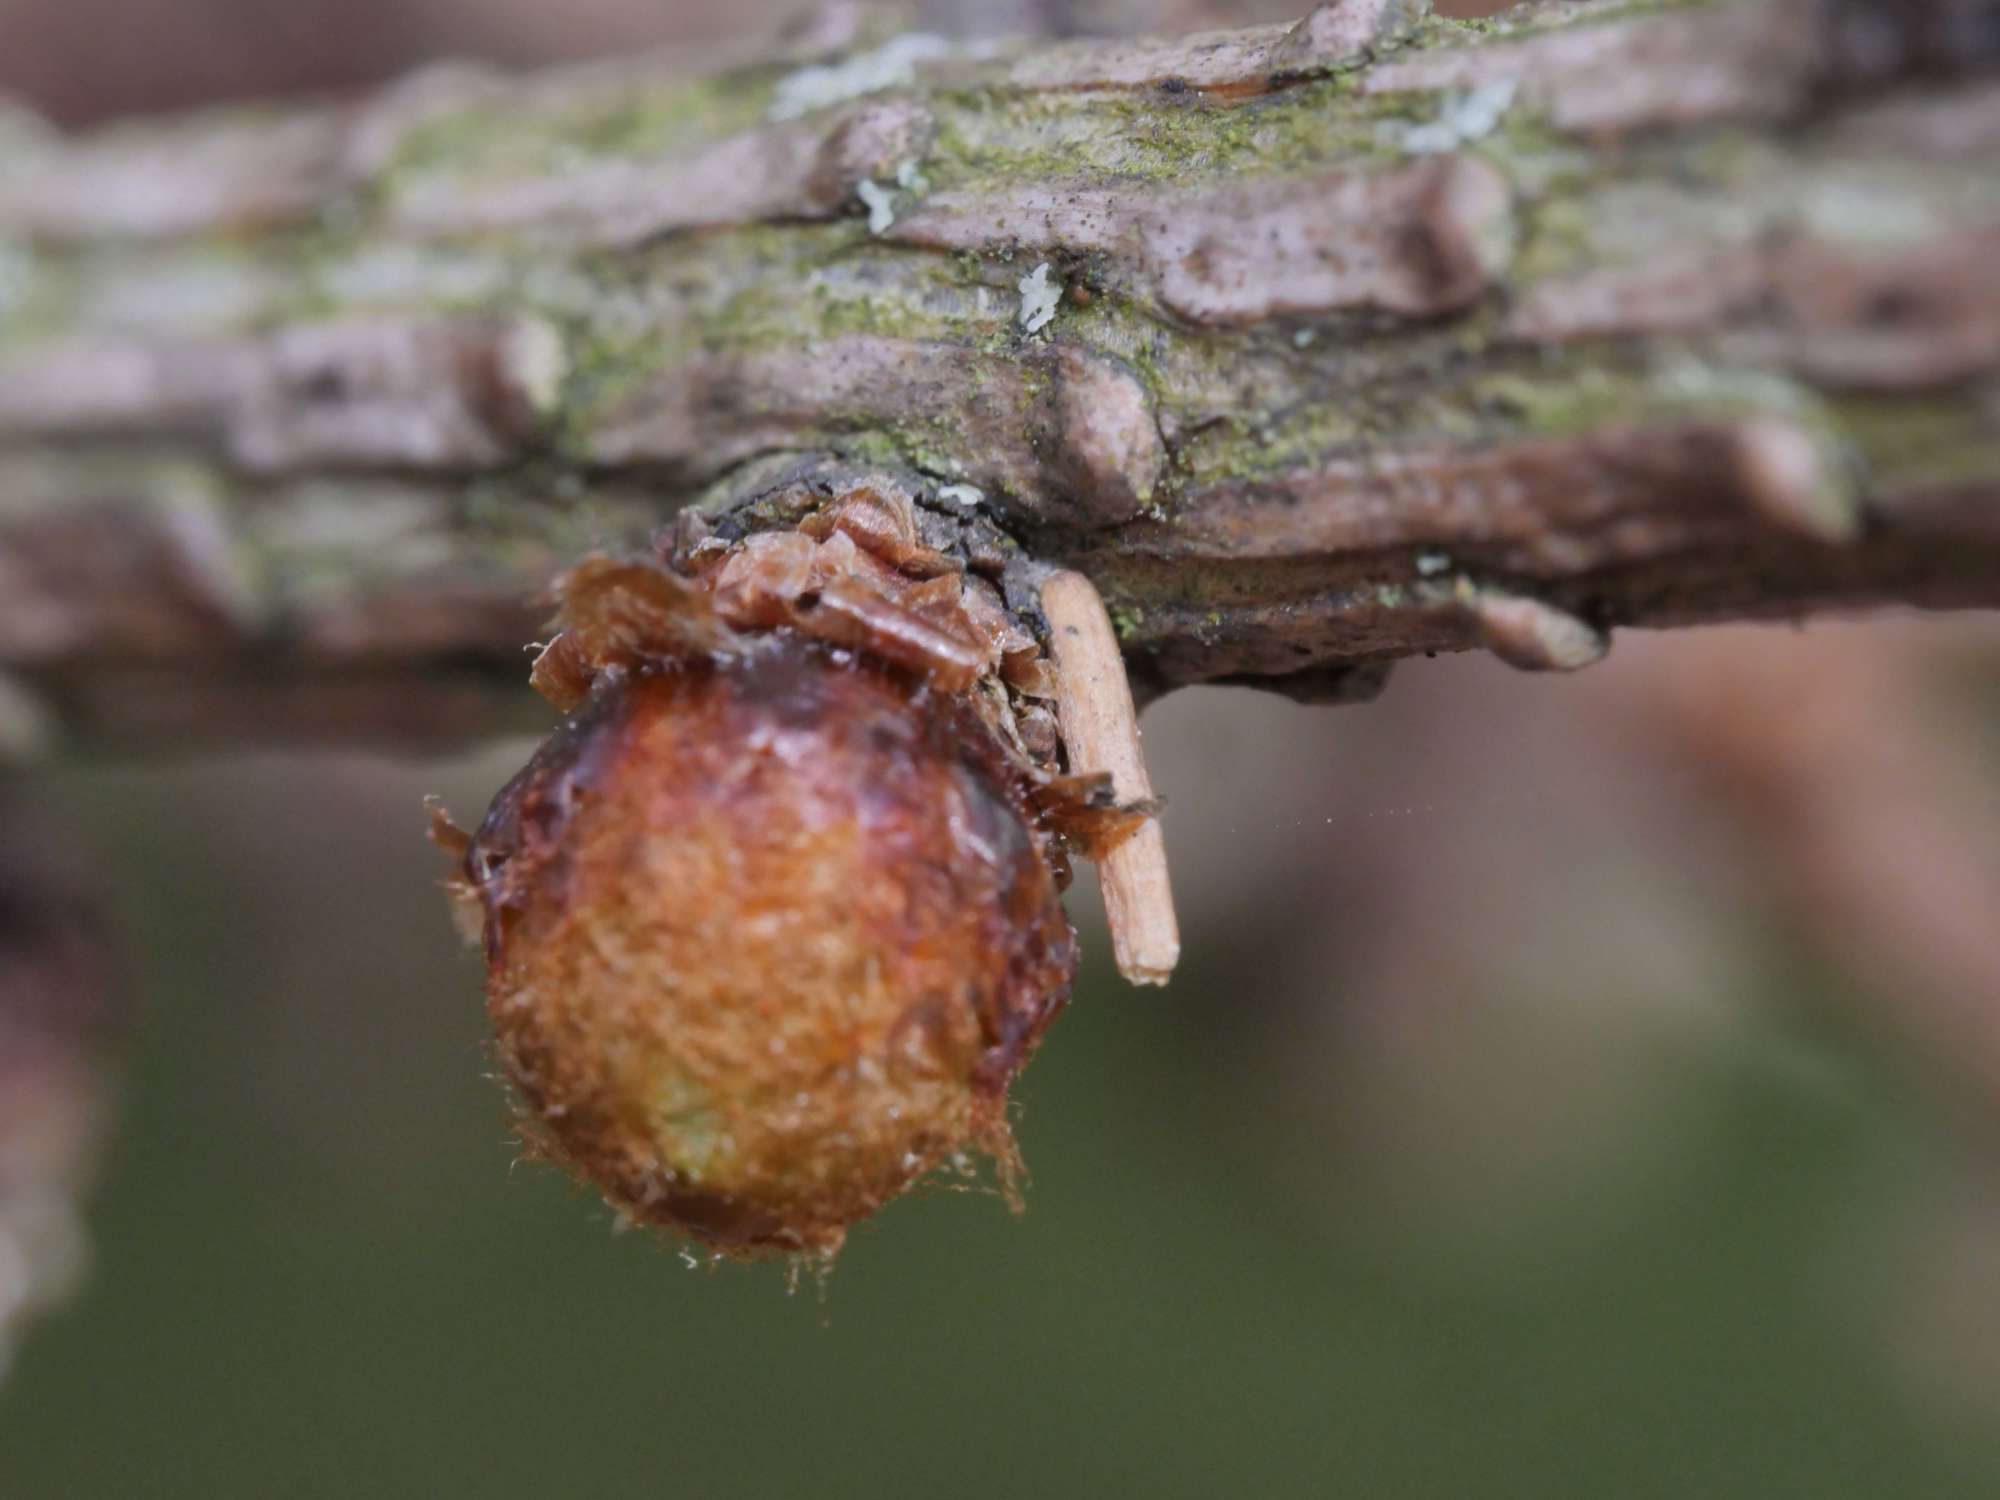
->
[[1040, 569, 1180, 987]]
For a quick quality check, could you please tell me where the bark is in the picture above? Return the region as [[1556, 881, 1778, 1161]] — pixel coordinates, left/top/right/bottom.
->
[[0, 0, 1997, 753]]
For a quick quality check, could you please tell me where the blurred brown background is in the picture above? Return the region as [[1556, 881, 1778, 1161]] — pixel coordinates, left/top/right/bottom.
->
[[6, 3, 2000, 1497]]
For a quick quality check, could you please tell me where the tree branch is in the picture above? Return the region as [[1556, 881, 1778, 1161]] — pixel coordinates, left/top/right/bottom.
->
[[1, 0, 1996, 751]]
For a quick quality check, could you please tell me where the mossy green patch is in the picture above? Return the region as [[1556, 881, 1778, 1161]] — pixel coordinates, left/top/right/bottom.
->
[[383, 69, 779, 194], [923, 76, 1393, 195], [1833, 390, 2000, 495]]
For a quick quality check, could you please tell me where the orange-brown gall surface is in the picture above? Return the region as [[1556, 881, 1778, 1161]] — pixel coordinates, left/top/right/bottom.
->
[[461, 641, 1077, 1257]]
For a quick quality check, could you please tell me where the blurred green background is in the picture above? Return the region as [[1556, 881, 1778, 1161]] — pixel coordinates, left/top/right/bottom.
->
[[9, 631, 2000, 1498], [7, 0, 2000, 1490]]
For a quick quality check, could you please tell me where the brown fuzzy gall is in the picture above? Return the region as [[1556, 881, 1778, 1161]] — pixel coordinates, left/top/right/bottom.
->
[[453, 637, 1077, 1258], [432, 480, 1163, 1258]]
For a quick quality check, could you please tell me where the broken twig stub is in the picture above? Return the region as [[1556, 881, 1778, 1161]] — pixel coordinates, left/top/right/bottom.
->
[[1040, 569, 1180, 987]]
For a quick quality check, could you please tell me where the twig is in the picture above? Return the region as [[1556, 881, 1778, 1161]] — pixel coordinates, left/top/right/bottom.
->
[[1041, 569, 1181, 983], [0, 0, 1994, 751]]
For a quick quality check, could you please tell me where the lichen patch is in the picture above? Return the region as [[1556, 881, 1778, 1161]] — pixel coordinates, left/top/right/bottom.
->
[[1017, 262, 1060, 335]]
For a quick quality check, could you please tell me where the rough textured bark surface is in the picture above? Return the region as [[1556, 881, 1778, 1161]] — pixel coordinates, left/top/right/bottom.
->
[[1, 0, 1997, 752]]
